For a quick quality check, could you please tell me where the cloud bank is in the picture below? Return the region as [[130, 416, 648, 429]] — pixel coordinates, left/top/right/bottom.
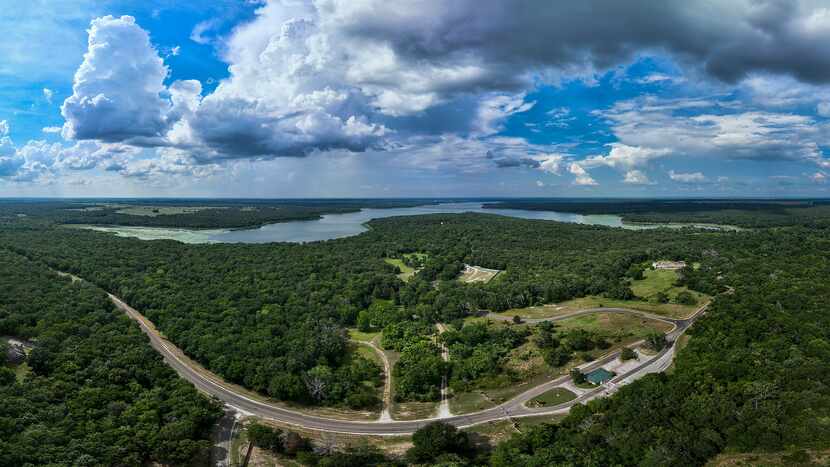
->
[[5, 0, 830, 194]]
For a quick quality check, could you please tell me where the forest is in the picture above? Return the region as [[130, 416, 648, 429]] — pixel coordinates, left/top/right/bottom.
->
[[0, 198, 435, 229], [0, 212, 717, 409], [0, 200, 828, 465], [489, 226, 830, 466], [0, 249, 221, 466], [483, 198, 830, 228]]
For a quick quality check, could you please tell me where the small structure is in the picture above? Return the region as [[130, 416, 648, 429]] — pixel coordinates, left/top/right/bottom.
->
[[585, 368, 615, 385], [652, 260, 686, 270]]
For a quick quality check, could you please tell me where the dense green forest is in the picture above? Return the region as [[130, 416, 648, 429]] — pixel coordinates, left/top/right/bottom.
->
[[1, 200, 829, 465], [484, 199, 830, 228], [0, 249, 221, 466], [0, 213, 714, 407], [0, 198, 434, 229], [489, 226, 830, 466]]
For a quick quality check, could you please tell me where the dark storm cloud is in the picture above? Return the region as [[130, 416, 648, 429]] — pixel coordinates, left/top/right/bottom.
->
[[336, 0, 830, 85]]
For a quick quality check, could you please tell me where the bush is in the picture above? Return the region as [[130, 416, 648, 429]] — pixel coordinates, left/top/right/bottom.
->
[[675, 290, 697, 305], [407, 422, 472, 464], [645, 332, 668, 352], [542, 347, 571, 367], [570, 368, 586, 384], [247, 423, 283, 453]]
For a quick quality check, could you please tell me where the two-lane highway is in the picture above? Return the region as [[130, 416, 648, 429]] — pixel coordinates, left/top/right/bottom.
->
[[59, 268, 706, 436]]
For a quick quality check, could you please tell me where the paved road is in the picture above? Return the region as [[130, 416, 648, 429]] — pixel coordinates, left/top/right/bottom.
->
[[53, 263, 707, 436], [104, 286, 706, 435]]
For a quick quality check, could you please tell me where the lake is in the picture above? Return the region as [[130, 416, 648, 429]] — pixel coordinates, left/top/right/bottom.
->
[[75, 202, 732, 244]]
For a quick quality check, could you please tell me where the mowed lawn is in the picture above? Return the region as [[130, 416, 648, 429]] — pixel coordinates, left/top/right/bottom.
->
[[554, 312, 674, 338], [631, 268, 707, 303], [384, 258, 417, 282], [497, 266, 709, 320], [499, 295, 699, 319], [527, 387, 577, 408], [450, 312, 672, 414], [348, 328, 380, 343]]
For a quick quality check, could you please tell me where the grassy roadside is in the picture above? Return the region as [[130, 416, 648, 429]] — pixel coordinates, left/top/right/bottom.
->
[[450, 313, 670, 414], [500, 295, 701, 320], [526, 387, 577, 408]]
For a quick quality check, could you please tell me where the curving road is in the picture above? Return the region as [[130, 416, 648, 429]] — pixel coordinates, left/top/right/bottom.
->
[[60, 268, 706, 436], [107, 288, 706, 435]]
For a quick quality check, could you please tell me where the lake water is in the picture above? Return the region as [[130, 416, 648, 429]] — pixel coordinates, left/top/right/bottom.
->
[[76, 202, 730, 244]]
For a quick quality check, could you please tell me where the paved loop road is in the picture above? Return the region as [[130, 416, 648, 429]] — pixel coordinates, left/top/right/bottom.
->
[[87, 273, 704, 436]]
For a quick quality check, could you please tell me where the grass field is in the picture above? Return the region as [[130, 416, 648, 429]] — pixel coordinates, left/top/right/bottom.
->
[[526, 387, 577, 407], [554, 312, 673, 338], [348, 328, 380, 343], [391, 400, 439, 420], [631, 268, 680, 297], [500, 294, 702, 320], [705, 449, 830, 466], [631, 268, 707, 306], [496, 266, 708, 320], [384, 258, 417, 282], [464, 414, 565, 448], [12, 362, 30, 382], [451, 312, 672, 414]]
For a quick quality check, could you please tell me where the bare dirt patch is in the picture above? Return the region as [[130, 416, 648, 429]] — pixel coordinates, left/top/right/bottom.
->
[[458, 264, 501, 283]]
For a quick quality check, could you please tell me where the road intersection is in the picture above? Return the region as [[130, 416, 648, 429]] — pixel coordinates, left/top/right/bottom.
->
[[104, 286, 705, 435]]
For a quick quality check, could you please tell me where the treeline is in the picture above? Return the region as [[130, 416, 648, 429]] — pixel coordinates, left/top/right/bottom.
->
[[483, 199, 830, 228], [0, 213, 719, 407], [490, 227, 830, 465], [0, 250, 221, 466], [0, 198, 438, 229], [1, 228, 394, 408]]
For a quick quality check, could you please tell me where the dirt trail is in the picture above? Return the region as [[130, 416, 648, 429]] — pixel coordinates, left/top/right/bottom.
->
[[435, 323, 452, 418], [358, 338, 393, 422], [52, 269, 709, 435]]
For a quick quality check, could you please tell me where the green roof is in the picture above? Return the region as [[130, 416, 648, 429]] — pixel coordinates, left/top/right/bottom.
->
[[586, 368, 615, 384]]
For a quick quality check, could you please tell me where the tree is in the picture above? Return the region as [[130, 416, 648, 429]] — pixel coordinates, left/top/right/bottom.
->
[[570, 368, 586, 385], [247, 423, 283, 453], [512, 314, 523, 324], [0, 367, 15, 386], [620, 347, 637, 361], [305, 365, 334, 401], [357, 309, 372, 332], [645, 332, 668, 352], [655, 291, 670, 304], [543, 347, 571, 367], [675, 290, 697, 305], [283, 431, 309, 456], [407, 421, 472, 463]]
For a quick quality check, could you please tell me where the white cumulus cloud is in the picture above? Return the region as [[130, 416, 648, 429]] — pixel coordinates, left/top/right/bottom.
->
[[61, 16, 174, 143], [668, 170, 707, 183], [623, 169, 651, 184], [569, 162, 597, 186]]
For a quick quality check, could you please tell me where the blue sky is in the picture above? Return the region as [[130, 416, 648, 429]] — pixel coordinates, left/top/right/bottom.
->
[[2, 0, 830, 197]]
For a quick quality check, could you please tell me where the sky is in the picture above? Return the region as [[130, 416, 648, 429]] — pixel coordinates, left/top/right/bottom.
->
[[2, 0, 830, 198]]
